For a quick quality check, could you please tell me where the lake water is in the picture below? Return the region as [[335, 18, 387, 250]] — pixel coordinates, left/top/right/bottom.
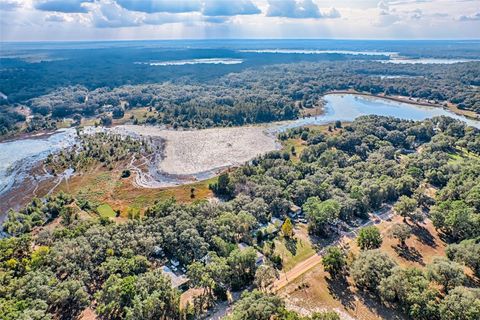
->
[[381, 58, 478, 64], [0, 129, 77, 196], [272, 94, 480, 131], [135, 58, 244, 66], [1, 94, 479, 206], [239, 49, 396, 56]]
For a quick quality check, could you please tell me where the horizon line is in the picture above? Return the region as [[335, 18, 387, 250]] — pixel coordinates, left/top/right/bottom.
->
[[2, 37, 480, 44]]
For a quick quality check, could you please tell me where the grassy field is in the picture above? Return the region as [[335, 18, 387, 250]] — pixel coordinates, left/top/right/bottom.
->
[[58, 164, 216, 217], [96, 203, 116, 218], [281, 138, 307, 162], [274, 224, 316, 271], [280, 124, 345, 162]]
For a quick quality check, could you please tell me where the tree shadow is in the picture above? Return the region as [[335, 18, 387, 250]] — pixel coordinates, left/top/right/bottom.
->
[[393, 244, 424, 266], [284, 237, 298, 256], [411, 223, 437, 248], [327, 278, 405, 320], [356, 290, 406, 320], [465, 274, 480, 287], [326, 276, 356, 311], [309, 232, 341, 252]]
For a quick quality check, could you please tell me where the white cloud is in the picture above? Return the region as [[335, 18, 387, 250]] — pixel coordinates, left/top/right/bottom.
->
[[374, 9, 401, 27], [458, 12, 480, 21], [321, 7, 341, 19], [0, 0, 23, 11], [266, 0, 321, 19], [34, 0, 94, 13], [87, 0, 143, 28], [202, 0, 260, 16], [116, 0, 202, 14], [45, 13, 69, 22], [0, 0, 479, 40]]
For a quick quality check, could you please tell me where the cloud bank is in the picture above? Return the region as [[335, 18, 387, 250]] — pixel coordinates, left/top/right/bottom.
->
[[0, 0, 478, 40]]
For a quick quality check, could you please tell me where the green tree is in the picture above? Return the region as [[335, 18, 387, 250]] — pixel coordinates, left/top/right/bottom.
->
[[48, 280, 89, 319], [61, 206, 77, 226], [446, 240, 480, 277], [322, 246, 346, 278], [96, 275, 137, 319], [281, 218, 294, 238], [351, 250, 396, 293], [379, 267, 439, 319], [439, 287, 480, 320], [430, 200, 479, 241], [311, 311, 341, 320], [226, 290, 286, 320], [302, 197, 340, 236], [394, 196, 418, 223], [254, 264, 279, 292], [210, 173, 233, 198], [427, 257, 466, 293], [465, 184, 480, 211], [357, 226, 382, 250], [387, 223, 412, 247]]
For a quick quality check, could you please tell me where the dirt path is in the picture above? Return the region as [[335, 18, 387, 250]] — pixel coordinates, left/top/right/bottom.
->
[[274, 208, 395, 292], [274, 252, 323, 291]]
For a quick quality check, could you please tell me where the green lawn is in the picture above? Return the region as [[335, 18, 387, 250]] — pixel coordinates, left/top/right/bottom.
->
[[97, 203, 116, 218], [274, 228, 316, 271]]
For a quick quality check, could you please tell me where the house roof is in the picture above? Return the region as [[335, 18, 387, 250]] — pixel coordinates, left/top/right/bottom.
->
[[162, 266, 189, 288]]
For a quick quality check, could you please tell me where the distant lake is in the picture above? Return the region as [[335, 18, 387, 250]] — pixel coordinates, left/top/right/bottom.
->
[[135, 58, 244, 66], [381, 58, 478, 64], [273, 93, 480, 131], [239, 49, 396, 56]]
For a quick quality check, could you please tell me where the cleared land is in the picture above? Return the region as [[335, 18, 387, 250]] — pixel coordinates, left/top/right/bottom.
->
[[114, 125, 279, 176]]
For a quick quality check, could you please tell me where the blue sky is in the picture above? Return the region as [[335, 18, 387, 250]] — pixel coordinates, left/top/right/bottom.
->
[[1, 0, 479, 41]]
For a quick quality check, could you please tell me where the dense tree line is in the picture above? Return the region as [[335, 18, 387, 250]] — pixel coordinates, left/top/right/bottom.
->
[[230, 116, 480, 239], [0, 195, 268, 319], [0, 109, 25, 136]]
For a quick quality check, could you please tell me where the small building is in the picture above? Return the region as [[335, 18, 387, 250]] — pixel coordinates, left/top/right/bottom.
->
[[237, 242, 265, 266], [288, 204, 302, 219], [162, 266, 189, 291], [271, 217, 284, 228]]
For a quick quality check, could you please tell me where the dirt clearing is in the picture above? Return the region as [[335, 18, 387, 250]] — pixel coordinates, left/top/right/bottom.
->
[[115, 125, 279, 176]]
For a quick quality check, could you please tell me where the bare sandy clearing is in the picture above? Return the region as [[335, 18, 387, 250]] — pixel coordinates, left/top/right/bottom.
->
[[115, 125, 279, 176]]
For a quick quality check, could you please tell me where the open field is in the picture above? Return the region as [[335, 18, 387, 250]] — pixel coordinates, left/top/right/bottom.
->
[[96, 203, 116, 218], [57, 164, 216, 216]]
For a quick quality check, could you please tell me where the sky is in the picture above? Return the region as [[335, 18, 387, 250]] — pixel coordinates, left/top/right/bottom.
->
[[0, 0, 479, 41]]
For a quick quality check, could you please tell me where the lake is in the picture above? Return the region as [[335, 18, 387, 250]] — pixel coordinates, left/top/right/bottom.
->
[[0, 129, 77, 196], [276, 94, 480, 131]]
